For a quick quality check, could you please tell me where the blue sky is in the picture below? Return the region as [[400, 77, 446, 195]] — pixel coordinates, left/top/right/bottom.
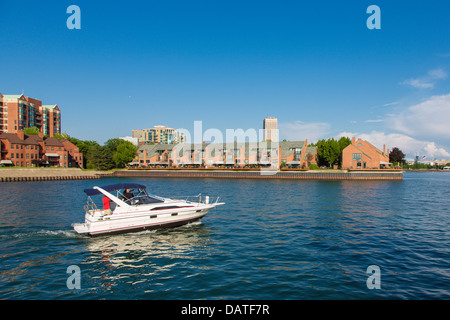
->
[[1, 0, 450, 159]]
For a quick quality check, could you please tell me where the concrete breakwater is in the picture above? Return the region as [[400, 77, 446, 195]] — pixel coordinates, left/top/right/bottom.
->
[[0, 168, 105, 182], [114, 169, 404, 180]]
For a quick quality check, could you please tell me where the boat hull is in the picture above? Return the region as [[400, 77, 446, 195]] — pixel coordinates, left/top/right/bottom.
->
[[73, 208, 211, 237], [89, 215, 205, 236]]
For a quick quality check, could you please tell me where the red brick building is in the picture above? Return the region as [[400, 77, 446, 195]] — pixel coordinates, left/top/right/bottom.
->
[[342, 137, 390, 169], [0, 93, 61, 137], [0, 131, 83, 168]]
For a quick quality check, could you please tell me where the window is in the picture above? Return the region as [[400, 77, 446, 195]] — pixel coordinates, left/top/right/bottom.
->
[[352, 153, 362, 161]]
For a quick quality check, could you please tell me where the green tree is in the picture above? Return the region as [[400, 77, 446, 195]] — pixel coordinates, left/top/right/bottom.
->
[[113, 140, 138, 167], [88, 145, 115, 170], [104, 138, 138, 168], [68, 137, 101, 168], [316, 139, 326, 167], [323, 138, 340, 167], [23, 126, 40, 135], [104, 138, 123, 154], [53, 133, 71, 140]]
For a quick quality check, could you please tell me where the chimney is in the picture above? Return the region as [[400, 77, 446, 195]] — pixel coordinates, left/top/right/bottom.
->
[[17, 130, 24, 140], [383, 144, 386, 155], [352, 137, 356, 144]]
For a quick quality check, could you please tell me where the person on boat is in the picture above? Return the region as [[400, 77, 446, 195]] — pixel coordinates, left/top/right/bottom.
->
[[102, 195, 112, 215], [122, 189, 134, 201]]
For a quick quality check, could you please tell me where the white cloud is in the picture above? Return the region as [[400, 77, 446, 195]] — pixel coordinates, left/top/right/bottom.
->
[[279, 121, 330, 143], [365, 119, 384, 123], [401, 68, 447, 89], [401, 79, 434, 89], [383, 101, 400, 107], [337, 131, 450, 159], [428, 68, 447, 79], [388, 93, 450, 139]]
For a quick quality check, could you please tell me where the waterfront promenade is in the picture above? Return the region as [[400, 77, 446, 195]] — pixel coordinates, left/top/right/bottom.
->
[[0, 168, 106, 182]]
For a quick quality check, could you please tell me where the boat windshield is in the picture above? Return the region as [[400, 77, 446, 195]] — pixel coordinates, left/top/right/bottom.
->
[[125, 194, 164, 205], [121, 187, 164, 205]]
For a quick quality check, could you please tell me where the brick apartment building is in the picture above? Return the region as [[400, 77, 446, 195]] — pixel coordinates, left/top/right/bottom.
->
[[0, 93, 61, 137], [0, 131, 83, 168], [342, 137, 390, 169], [134, 140, 318, 169]]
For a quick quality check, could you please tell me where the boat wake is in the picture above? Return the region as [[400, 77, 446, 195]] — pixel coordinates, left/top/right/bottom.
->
[[0, 229, 82, 240]]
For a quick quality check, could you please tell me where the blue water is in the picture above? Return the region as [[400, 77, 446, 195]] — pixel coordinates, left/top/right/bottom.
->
[[0, 172, 449, 299]]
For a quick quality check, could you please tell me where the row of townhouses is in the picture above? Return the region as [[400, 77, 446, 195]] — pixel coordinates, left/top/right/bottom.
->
[[0, 130, 83, 168], [134, 140, 318, 169]]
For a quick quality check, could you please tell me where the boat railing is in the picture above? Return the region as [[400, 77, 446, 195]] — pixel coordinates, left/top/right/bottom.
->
[[84, 197, 100, 214], [181, 194, 221, 205]]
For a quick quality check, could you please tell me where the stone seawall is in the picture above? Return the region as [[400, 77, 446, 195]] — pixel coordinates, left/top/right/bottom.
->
[[0, 168, 105, 182], [113, 169, 403, 180]]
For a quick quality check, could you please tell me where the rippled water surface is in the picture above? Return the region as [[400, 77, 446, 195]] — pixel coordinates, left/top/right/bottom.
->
[[0, 172, 449, 299]]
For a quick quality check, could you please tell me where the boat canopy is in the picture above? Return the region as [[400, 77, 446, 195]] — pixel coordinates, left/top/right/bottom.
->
[[84, 183, 147, 196]]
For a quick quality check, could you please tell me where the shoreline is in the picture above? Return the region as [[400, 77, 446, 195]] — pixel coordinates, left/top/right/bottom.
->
[[113, 169, 404, 180], [0, 168, 108, 182], [0, 168, 427, 182], [0, 168, 405, 181]]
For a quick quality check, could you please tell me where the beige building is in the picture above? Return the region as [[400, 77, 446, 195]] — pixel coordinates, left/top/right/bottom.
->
[[263, 117, 278, 142], [132, 125, 185, 145]]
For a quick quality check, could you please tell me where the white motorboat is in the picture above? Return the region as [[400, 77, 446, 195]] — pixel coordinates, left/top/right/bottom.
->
[[72, 183, 224, 236]]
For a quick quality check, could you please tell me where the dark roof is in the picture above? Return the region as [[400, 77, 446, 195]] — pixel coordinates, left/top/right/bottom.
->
[[0, 133, 25, 144], [44, 137, 64, 147], [24, 134, 43, 145], [84, 183, 147, 196]]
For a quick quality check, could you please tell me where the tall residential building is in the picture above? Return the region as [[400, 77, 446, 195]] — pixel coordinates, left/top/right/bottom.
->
[[132, 125, 185, 145], [0, 93, 61, 137], [263, 117, 278, 142]]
